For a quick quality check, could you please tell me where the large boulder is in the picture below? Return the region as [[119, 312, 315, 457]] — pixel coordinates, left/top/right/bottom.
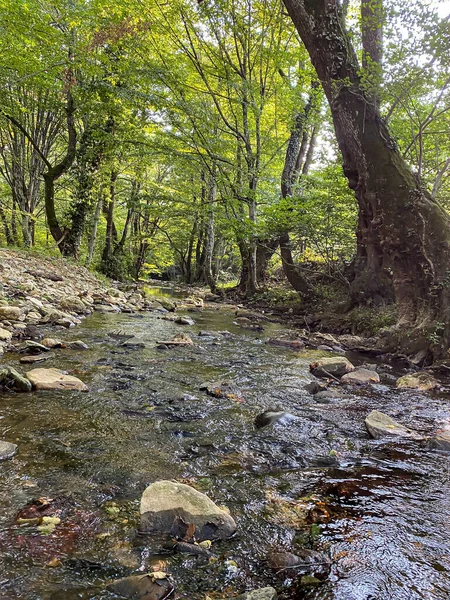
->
[[365, 410, 419, 439], [26, 368, 88, 391], [396, 372, 438, 391], [0, 440, 18, 460], [310, 356, 355, 378], [0, 305, 21, 320], [140, 480, 236, 541], [341, 368, 380, 385]]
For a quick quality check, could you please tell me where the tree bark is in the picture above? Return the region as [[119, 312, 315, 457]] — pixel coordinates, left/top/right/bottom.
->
[[283, 0, 450, 358]]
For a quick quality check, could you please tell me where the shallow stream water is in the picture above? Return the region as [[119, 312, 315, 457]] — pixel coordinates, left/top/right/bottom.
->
[[1, 292, 450, 599]]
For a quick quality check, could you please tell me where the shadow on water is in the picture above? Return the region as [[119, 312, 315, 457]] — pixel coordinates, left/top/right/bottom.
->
[[0, 294, 449, 599]]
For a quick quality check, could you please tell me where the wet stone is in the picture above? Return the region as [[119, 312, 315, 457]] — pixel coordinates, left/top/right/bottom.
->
[[140, 480, 236, 541], [231, 589, 277, 600], [310, 356, 355, 378], [0, 440, 18, 460], [396, 372, 438, 391], [429, 430, 450, 452], [106, 574, 174, 600], [26, 368, 88, 391], [341, 368, 380, 385], [365, 410, 419, 439]]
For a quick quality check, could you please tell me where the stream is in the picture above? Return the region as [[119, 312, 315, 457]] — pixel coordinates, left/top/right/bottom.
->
[[1, 290, 450, 600]]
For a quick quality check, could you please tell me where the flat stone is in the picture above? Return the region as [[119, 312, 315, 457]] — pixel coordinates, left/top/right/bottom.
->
[[0, 327, 12, 342], [0, 306, 21, 320], [65, 340, 89, 350], [26, 368, 88, 391], [107, 574, 173, 600], [365, 410, 419, 439], [94, 304, 120, 313], [396, 372, 438, 391], [42, 338, 63, 349], [140, 480, 236, 541], [175, 316, 195, 326], [233, 588, 277, 600], [310, 356, 355, 378], [341, 368, 380, 385], [266, 338, 305, 349], [0, 440, 18, 460], [20, 353, 53, 364]]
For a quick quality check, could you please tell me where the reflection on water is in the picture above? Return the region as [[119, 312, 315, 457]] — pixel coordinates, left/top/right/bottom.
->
[[0, 297, 449, 599]]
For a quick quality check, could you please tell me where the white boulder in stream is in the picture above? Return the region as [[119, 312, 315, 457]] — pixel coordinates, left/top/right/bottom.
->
[[0, 441, 18, 460], [365, 410, 419, 439], [140, 480, 236, 541], [26, 368, 88, 391]]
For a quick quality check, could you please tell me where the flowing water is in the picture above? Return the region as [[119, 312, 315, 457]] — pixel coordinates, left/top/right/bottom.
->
[[1, 293, 450, 599]]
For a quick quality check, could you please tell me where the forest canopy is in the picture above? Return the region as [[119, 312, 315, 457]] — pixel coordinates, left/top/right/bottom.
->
[[1, 0, 450, 356]]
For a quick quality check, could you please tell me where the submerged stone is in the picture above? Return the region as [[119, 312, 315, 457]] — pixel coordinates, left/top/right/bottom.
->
[[365, 410, 419, 439], [107, 574, 174, 600]]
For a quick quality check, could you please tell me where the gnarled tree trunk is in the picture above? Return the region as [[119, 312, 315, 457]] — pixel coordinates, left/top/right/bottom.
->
[[283, 0, 450, 358]]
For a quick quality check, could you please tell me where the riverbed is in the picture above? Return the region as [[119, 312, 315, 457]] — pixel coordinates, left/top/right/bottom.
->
[[1, 295, 449, 600]]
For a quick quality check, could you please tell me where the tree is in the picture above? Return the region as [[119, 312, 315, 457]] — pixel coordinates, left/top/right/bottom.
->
[[282, 0, 450, 359]]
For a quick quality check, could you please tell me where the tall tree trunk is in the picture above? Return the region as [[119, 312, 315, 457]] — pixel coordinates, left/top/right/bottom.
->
[[102, 171, 118, 266], [86, 193, 103, 267], [0, 202, 13, 245], [283, 0, 450, 358], [203, 175, 217, 293], [256, 237, 279, 285]]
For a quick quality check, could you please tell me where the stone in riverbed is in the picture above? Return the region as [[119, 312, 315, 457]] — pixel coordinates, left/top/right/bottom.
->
[[140, 480, 236, 541], [429, 430, 450, 451], [310, 356, 355, 378], [20, 353, 53, 364], [0, 305, 21, 320], [65, 340, 89, 350], [365, 410, 419, 439], [268, 549, 331, 579], [0, 366, 33, 392], [175, 315, 195, 326], [0, 327, 12, 342], [231, 589, 277, 600], [26, 368, 88, 391], [0, 440, 18, 460], [60, 296, 86, 313], [396, 372, 438, 391], [107, 574, 174, 600], [341, 368, 380, 385]]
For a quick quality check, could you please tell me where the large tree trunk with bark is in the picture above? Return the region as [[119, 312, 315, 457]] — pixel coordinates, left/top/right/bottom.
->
[[283, 0, 450, 358]]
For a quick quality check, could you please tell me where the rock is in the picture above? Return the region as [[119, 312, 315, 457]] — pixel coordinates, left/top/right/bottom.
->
[[266, 338, 305, 349], [254, 409, 289, 429], [107, 574, 174, 600], [26, 311, 41, 321], [140, 480, 236, 541], [304, 381, 327, 395], [56, 317, 76, 328], [172, 333, 193, 345], [309, 332, 340, 346], [20, 353, 53, 364], [94, 304, 120, 313], [200, 380, 242, 400], [175, 316, 195, 326], [15, 340, 50, 354], [26, 368, 88, 392], [156, 298, 176, 311], [0, 305, 21, 320], [0, 440, 18, 460], [65, 340, 89, 350], [60, 296, 86, 313], [365, 410, 419, 439], [310, 356, 355, 378], [198, 331, 219, 338], [120, 341, 146, 349], [42, 338, 64, 349], [313, 389, 343, 401], [0, 366, 33, 392], [232, 588, 277, 600], [396, 372, 438, 391], [233, 317, 264, 331], [0, 327, 12, 342], [268, 549, 331, 579], [429, 430, 450, 451], [341, 368, 380, 385]]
